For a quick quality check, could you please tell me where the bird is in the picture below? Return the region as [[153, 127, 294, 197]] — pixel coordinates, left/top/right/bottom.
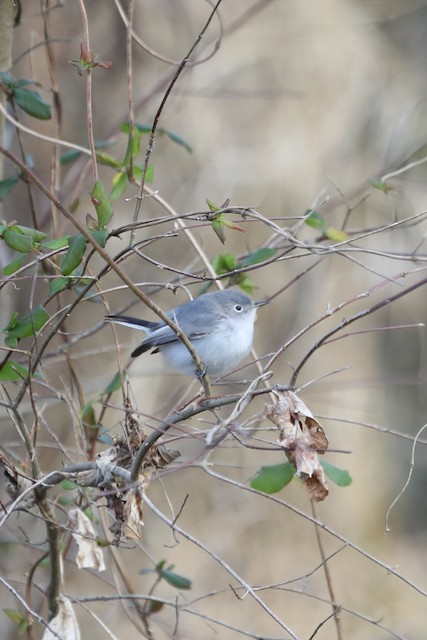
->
[[105, 289, 267, 377]]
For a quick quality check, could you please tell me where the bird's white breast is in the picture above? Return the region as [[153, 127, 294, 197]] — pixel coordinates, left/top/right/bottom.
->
[[159, 308, 257, 376]]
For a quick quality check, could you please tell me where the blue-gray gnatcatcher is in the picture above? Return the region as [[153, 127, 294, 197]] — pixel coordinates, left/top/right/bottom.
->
[[106, 289, 267, 377]]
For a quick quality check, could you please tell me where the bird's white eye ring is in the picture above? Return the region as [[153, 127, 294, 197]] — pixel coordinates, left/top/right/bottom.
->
[[234, 304, 243, 312]]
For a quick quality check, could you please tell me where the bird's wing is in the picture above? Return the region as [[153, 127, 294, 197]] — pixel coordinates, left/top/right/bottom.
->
[[131, 327, 209, 357], [106, 313, 210, 357]]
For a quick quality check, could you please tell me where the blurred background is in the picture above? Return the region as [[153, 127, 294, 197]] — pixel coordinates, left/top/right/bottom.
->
[[2, 1, 427, 638]]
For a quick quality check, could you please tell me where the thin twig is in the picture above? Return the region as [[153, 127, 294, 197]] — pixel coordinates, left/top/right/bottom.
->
[[204, 468, 427, 597], [113, 0, 223, 67], [311, 501, 343, 640], [133, 0, 225, 223], [0, 577, 58, 636], [77, 0, 98, 180], [290, 273, 427, 387], [143, 493, 300, 640], [384, 422, 427, 533]]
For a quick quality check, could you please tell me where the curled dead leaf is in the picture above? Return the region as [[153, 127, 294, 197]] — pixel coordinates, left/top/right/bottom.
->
[[42, 596, 80, 640], [266, 391, 329, 502], [147, 445, 180, 469], [68, 508, 106, 572], [94, 416, 179, 542], [123, 486, 145, 540]]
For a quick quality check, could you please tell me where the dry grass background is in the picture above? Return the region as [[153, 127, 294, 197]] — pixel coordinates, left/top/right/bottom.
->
[[2, 1, 427, 638]]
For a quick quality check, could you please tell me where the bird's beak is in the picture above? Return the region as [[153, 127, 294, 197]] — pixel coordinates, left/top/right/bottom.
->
[[254, 299, 269, 308]]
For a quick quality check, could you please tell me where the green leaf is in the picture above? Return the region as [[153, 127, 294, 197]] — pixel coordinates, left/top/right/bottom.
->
[[0, 175, 19, 200], [69, 198, 80, 213], [3, 608, 26, 625], [61, 141, 113, 164], [122, 122, 192, 153], [146, 164, 154, 182], [250, 462, 295, 494], [2, 227, 33, 253], [61, 234, 87, 275], [14, 79, 38, 89], [3, 608, 27, 633], [91, 179, 113, 228], [11, 305, 49, 337], [206, 198, 219, 212], [0, 71, 14, 88], [131, 128, 141, 161], [123, 127, 140, 167], [3, 306, 49, 345], [2, 254, 25, 275], [161, 568, 192, 590], [304, 210, 348, 242], [60, 479, 78, 491], [239, 274, 256, 295], [14, 87, 51, 120], [305, 209, 325, 230], [81, 402, 96, 428], [155, 561, 192, 590], [122, 122, 151, 135], [111, 171, 127, 200], [325, 227, 348, 242], [3, 311, 18, 332], [212, 214, 226, 244], [321, 461, 352, 487], [212, 253, 238, 274], [12, 225, 47, 243], [89, 228, 109, 248], [0, 361, 30, 381], [368, 178, 392, 193], [163, 128, 192, 153], [132, 165, 153, 183], [60, 149, 82, 165], [41, 235, 70, 250], [211, 213, 245, 243], [102, 370, 123, 395], [38, 556, 50, 567], [239, 248, 276, 267], [57, 496, 75, 506], [49, 276, 72, 295], [95, 537, 110, 548], [83, 508, 99, 523], [221, 216, 245, 232], [131, 166, 142, 181], [95, 151, 122, 168]]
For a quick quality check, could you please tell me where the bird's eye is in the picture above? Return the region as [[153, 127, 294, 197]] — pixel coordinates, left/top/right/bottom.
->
[[234, 304, 243, 312]]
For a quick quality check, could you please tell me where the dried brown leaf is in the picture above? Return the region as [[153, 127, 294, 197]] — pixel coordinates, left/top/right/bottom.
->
[[68, 508, 106, 572], [123, 486, 145, 540], [42, 596, 80, 640], [93, 418, 179, 541], [266, 391, 329, 502], [147, 445, 180, 469]]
